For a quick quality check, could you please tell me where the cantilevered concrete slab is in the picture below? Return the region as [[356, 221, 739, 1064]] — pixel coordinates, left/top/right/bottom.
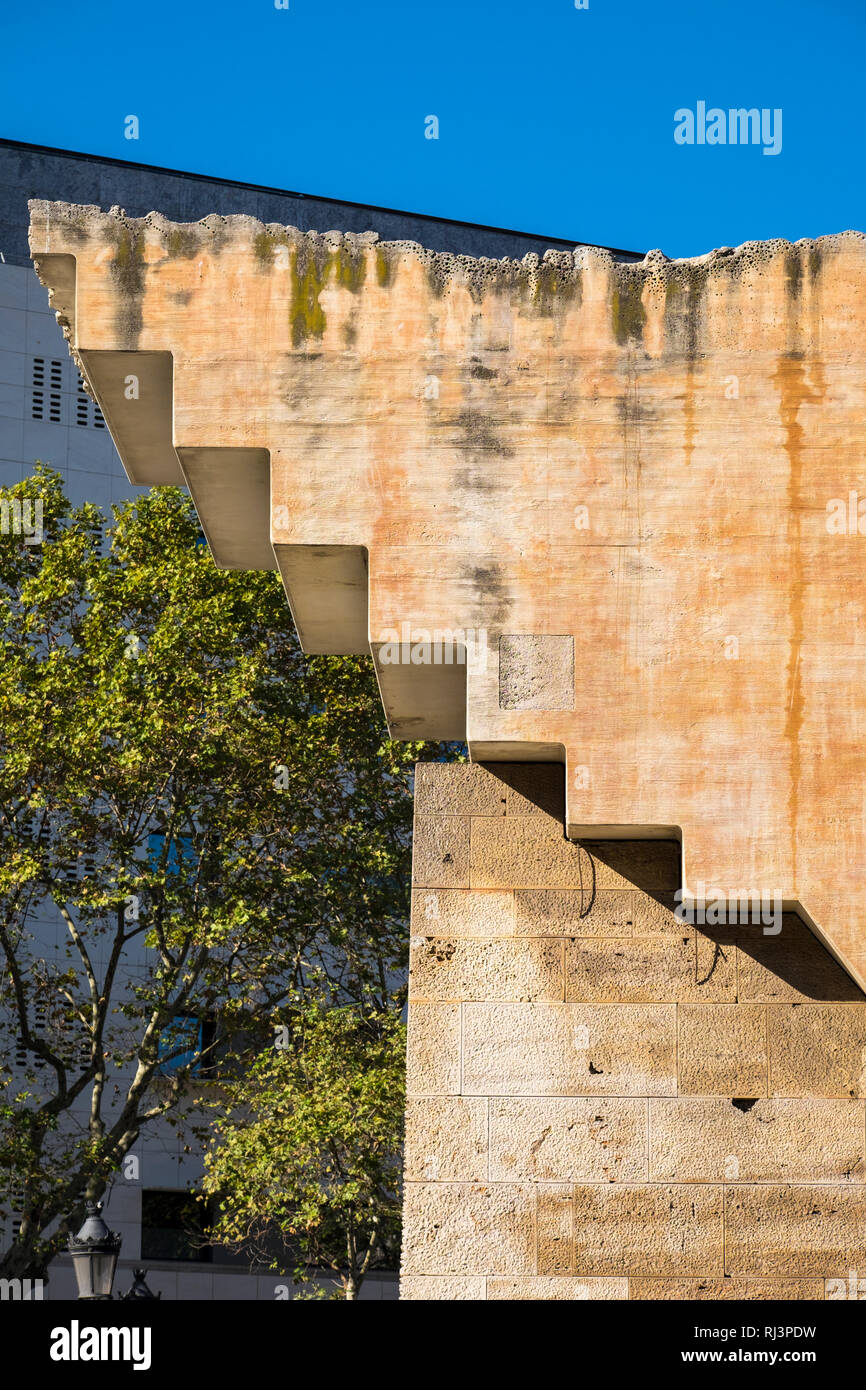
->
[[29, 200, 866, 988]]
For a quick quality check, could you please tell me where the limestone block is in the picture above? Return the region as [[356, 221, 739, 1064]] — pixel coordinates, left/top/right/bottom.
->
[[514, 888, 633, 937], [489, 1097, 647, 1182], [411, 815, 470, 889], [536, 1184, 573, 1274], [737, 939, 863, 1003], [501, 763, 565, 818], [400, 1276, 485, 1300], [411, 888, 514, 937], [579, 841, 681, 893], [499, 634, 575, 711], [677, 1004, 768, 1096], [404, 1097, 488, 1182], [631, 892, 684, 936], [405, 1001, 461, 1096], [768, 1004, 866, 1097], [629, 1277, 824, 1300], [401, 1183, 535, 1276], [725, 1185, 866, 1276], [488, 1277, 628, 1300], [470, 817, 591, 889], [414, 762, 506, 817], [462, 1002, 677, 1096], [408, 937, 563, 1002], [648, 1097, 865, 1183], [573, 1184, 724, 1276], [566, 936, 735, 1003]]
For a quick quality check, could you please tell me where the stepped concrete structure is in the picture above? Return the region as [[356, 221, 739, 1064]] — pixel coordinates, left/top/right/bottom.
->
[[29, 201, 866, 1298]]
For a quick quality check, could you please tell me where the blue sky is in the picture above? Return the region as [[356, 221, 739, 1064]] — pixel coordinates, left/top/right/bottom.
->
[[1, 0, 863, 258]]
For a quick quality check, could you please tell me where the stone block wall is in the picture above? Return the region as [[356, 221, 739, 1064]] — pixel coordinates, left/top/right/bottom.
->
[[400, 763, 866, 1301]]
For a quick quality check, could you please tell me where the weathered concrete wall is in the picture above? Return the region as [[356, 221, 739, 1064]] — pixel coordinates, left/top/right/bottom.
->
[[26, 204, 866, 1293], [28, 203, 866, 990], [401, 763, 866, 1300]]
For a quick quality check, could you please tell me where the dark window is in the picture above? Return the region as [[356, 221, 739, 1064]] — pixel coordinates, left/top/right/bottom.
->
[[140, 1190, 211, 1263], [140, 1191, 247, 1266]]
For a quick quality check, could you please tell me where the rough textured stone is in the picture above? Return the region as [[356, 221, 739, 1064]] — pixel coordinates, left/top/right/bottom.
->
[[398, 788, 866, 1297], [631, 892, 685, 936], [400, 1276, 485, 1300], [462, 1002, 677, 1096], [411, 888, 514, 937], [629, 1278, 824, 1300], [401, 1183, 535, 1276], [470, 817, 593, 890], [678, 1004, 768, 1097], [514, 888, 634, 937], [725, 1186, 866, 1275], [409, 937, 563, 1002], [648, 1098, 865, 1183], [580, 841, 681, 893], [573, 1184, 724, 1276], [411, 815, 470, 889], [566, 936, 735, 1004], [501, 763, 565, 818], [536, 1184, 573, 1275], [490, 1098, 647, 1182], [737, 939, 863, 1003], [768, 1004, 866, 1097], [499, 634, 575, 711], [405, 1001, 460, 1096], [489, 1277, 628, 1300], [414, 763, 506, 817], [404, 1097, 488, 1182]]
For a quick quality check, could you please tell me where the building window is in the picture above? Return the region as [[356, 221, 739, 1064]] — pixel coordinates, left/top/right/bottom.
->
[[31, 357, 62, 423], [140, 1190, 212, 1263]]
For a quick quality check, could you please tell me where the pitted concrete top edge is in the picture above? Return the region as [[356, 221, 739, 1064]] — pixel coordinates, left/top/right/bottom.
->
[[28, 198, 866, 286]]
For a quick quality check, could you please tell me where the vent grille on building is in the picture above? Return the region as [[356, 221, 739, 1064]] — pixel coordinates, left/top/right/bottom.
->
[[15, 1000, 48, 1070], [76, 376, 105, 429], [31, 356, 62, 423]]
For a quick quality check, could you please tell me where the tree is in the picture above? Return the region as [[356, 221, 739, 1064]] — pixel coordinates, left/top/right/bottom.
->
[[201, 999, 405, 1300], [0, 466, 450, 1281]]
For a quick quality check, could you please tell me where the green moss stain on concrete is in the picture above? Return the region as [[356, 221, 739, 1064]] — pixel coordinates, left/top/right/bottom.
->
[[532, 262, 583, 318], [425, 256, 450, 299], [290, 243, 329, 347], [330, 245, 367, 294], [663, 265, 707, 359], [108, 225, 146, 298], [376, 248, 396, 288], [611, 271, 646, 346], [254, 231, 277, 267], [786, 247, 804, 300], [166, 227, 198, 259], [106, 223, 146, 345]]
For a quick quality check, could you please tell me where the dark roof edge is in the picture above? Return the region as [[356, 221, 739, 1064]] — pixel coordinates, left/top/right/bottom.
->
[[0, 136, 644, 262]]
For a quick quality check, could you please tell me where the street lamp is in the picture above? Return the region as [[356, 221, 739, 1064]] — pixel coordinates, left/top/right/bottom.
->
[[68, 1199, 121, 1300]]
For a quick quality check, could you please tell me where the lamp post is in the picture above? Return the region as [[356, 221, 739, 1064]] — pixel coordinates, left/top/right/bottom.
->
[[68, 1200, 122, 1300]]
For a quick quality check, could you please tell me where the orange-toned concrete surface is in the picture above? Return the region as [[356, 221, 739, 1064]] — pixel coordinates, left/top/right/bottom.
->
[[29, 202, 866, 989]]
